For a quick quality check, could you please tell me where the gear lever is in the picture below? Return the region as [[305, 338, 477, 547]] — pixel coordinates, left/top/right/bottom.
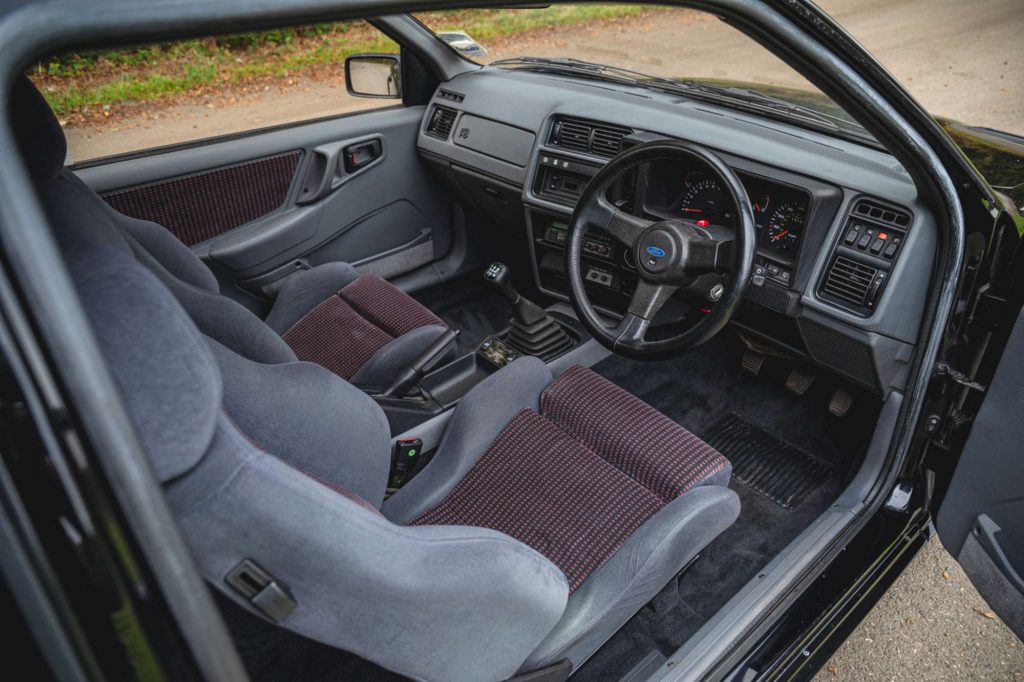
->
[[484, 262, 573, 360]]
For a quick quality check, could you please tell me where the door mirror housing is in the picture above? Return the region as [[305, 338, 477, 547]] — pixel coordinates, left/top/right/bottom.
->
[[345, 54, 402, 99]]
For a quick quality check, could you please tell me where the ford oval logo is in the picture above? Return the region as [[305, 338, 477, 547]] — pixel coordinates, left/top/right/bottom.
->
[[646, 245, 666, 258]]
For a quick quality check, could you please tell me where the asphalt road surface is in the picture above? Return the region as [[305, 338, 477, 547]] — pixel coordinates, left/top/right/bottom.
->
[[58, 2, 1024, 679], [814, 536, 1023, 681]]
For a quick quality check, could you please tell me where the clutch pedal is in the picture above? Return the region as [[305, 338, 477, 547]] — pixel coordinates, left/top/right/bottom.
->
[[785, 368, 815, 396], [829, 388, 855, 417]]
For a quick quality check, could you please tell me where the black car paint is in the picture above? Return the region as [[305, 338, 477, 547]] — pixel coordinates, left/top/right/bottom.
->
[[0, 1, 1019, 681]]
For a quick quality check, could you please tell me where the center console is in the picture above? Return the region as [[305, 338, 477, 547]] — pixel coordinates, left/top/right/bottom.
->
[[374, 263, 588, 435]]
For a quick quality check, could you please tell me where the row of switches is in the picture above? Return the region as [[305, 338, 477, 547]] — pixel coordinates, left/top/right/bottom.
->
[[843, 221, 901, 259]]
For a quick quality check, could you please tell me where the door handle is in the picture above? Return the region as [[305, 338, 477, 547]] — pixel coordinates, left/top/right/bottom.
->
[[296, 135, 385, 205], [344, 139, 382, 173]]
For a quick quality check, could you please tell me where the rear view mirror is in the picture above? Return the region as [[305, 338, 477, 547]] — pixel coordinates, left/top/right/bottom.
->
[[345, 54, 402, 99]]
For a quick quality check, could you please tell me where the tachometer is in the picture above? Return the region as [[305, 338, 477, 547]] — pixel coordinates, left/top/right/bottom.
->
[[677, 176, 733, 224], [764, 201, 805, 253]]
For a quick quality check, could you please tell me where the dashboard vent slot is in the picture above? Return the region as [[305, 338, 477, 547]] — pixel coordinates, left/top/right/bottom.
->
[[852, 198, 910, 228], [426, 106, 457, 140], [550, 119, 592, 153], [437, 89, 465, 103], [823, 256, 877, 307], [549, 118, 632, 157], [591, 127, 629, 157]]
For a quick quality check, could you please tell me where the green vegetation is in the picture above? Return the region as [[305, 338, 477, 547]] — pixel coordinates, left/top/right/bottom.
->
[[31, 6, 658, 121]]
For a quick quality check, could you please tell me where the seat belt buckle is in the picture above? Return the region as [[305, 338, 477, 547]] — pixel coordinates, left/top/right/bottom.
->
[[390, 438, 423, 488]]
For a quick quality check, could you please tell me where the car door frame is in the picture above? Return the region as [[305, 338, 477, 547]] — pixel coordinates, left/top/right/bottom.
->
[[0, 0, 1011, 681]]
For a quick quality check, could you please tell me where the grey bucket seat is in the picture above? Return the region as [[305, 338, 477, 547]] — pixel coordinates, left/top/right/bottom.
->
[[10, 76, 450, 393], [15, 77, 742, 681]]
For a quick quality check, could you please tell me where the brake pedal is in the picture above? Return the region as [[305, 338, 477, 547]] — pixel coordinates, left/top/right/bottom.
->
[[741, 350, 765, 376], [829, 388, 855, 417], [785, 368, 815, 396]]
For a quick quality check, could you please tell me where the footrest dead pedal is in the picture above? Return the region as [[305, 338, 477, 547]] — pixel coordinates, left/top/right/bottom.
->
[[741, 350, 765, 376], [829, 388, 855, 417], [785, 368, 815, 396]]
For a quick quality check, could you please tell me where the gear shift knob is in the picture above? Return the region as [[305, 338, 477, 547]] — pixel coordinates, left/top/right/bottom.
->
[[483, 262, 518, 304]]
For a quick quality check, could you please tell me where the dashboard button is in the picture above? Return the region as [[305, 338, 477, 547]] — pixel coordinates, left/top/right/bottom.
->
[[883, 242, 898, 258], [844, 229, 858, 245], [857, 234, 872, 250], [870, 238, 884, 254]]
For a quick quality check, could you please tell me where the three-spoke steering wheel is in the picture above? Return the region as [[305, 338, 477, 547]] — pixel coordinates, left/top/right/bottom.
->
[[566, 140, 756, 359]]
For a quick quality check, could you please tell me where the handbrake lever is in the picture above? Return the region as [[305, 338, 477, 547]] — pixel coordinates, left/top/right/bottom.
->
[[380, 328, 459, 398]]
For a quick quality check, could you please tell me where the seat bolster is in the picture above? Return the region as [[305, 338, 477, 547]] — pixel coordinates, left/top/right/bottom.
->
[[170, 415, 569, 682], [520, 484, 741, 672], [350, 324, 452, 393], [207, 338, 391, 506], [382, 356, 554, 523], [264, 262, 360, 334]]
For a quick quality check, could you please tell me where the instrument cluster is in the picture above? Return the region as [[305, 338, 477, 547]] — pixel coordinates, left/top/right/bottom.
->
[[650, 163, 811, 258]]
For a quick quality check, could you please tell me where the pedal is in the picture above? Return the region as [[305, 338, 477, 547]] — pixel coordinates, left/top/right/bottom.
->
[[741, 350, 765, 376], [785, 368, 815, 396], [829, 388, 855, 417]]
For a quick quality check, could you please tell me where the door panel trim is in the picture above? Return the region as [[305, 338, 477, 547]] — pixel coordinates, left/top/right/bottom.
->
[[102, 150, 302, 246]]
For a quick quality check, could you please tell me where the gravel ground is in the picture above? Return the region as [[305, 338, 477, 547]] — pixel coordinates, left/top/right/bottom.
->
[[814, 536, 1024, 681]]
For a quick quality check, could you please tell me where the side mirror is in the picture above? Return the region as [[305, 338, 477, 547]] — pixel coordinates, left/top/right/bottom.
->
[[344, 54, 402, 99]]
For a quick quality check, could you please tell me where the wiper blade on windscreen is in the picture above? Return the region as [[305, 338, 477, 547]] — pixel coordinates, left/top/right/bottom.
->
[[642, 79, 862, 133], [490, 56, 649, 87]]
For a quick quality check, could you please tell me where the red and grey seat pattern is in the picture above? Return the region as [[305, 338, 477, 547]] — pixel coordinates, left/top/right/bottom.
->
[[410, 365, 730, 591]]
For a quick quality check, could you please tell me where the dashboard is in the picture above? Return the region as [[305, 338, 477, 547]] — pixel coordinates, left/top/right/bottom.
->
[[415, 69, 937, 397]]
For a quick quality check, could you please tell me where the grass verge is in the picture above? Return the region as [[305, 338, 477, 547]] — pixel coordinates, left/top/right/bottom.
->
[[31, 6, 658, 121]]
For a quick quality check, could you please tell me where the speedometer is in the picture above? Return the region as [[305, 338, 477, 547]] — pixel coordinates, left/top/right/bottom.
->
[[764, 201, 805, 254]]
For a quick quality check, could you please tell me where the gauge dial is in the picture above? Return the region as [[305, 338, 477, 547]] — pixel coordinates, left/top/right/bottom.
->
[[764, 201, 806, 253], [677, 176, 733, 224], [751, 193, 771, 216]]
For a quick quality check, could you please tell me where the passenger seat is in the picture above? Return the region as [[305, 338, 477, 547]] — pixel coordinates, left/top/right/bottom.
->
[[11, 76, 451, 393]]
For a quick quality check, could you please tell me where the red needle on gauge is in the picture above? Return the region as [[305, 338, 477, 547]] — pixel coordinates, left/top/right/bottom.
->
[[681, 208, 703, 213], [771, 230, 789, 241]]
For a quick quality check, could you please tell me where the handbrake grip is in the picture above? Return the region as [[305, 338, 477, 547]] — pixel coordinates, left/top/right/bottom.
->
[[380, 328, 459, 398]]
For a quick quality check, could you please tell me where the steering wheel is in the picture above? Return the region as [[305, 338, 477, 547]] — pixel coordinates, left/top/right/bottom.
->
[[566, 140, 756, 359]]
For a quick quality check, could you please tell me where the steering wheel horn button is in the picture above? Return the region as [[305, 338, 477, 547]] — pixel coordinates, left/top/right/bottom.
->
[[637, 228, 678, 275]]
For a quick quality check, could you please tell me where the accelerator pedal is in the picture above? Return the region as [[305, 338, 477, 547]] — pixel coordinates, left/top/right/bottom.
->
[[829, 388, 855, 417], [741, 350, 765, 376], [785, 368, 816, 396]]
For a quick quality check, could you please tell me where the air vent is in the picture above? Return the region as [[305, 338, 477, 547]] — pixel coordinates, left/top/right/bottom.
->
[[852, 198, 910, 228], [437, 89, 465, 103], [592, 127, 629, 157], [426, 106, 457, 140], [823, 256, 878, 307], [549, 118, 632, 158]]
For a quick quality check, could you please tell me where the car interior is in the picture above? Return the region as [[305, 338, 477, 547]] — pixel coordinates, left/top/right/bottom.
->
[[8, 6, 943, 681]]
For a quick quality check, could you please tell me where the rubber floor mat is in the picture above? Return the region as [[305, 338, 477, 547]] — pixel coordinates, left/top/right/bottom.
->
[[701, 413, 834, 510]]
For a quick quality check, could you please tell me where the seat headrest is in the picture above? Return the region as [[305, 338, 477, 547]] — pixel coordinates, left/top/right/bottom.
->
[[9, 75, 67, 182], [69, 245, 223, 482]]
